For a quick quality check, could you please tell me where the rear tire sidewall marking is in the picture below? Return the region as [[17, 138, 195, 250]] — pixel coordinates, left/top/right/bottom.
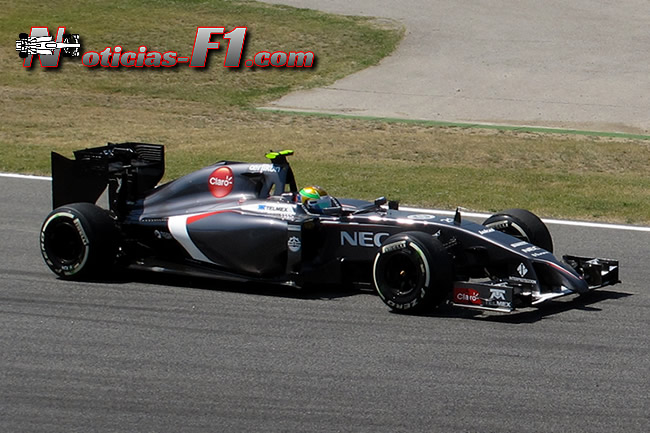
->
[[40, 211, 90, 276]]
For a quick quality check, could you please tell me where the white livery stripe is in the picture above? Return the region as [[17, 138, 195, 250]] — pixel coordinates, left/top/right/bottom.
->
[[167, 215, 213, 263]]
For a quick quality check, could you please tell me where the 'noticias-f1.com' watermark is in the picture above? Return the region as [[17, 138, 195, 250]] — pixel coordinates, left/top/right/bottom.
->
[[16, 27, 315, 69]]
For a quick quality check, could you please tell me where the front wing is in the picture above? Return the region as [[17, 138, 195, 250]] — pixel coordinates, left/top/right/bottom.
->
[[452, 256, 619, 312]]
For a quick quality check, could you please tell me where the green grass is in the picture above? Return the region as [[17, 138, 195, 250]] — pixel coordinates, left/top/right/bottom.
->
[[0, 0, 401, 106], [1, 0, 649, 224]]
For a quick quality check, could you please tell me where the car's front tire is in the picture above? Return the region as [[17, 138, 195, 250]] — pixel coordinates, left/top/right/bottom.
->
[[373, 232, 453, 313], [40, 203, 119, 280]]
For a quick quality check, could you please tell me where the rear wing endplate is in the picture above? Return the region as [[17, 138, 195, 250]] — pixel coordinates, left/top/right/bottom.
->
[[51, 142, 164, 212]]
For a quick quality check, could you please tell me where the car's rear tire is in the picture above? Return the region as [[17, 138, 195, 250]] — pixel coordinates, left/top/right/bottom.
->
[[19, 33, 28, 39], [40, 203, 119, 280], [482, 208, 553, 253], [373, 232, 453, 313]]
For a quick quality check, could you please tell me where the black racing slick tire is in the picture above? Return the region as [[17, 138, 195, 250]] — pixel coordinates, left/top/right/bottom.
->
[[373, 232, 453, 313], [40, 203, 119, 280], [482, 208, 553, 253]]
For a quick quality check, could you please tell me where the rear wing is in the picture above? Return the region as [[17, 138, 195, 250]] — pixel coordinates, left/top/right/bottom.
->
[[51, 142, 164, 215]]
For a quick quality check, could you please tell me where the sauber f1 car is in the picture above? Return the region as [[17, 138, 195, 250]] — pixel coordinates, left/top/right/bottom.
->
[[40, 143, 620, 314]]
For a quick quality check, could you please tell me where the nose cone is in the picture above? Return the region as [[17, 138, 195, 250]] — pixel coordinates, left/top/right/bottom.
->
[[556, 260, 590, 293], [570, 274, 590, 294]]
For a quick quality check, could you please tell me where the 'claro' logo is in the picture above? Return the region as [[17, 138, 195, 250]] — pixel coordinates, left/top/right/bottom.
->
[[208, 167, 234, 198], [454, 287, 482, 305]]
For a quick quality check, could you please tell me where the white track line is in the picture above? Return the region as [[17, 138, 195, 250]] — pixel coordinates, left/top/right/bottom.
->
[[0, 172, 52, 181], [2, 173, 649, 232], [398, 207, 650, 233]]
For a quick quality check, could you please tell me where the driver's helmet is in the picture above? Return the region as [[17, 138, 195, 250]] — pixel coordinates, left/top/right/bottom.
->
[[298, 185, 332, 213]]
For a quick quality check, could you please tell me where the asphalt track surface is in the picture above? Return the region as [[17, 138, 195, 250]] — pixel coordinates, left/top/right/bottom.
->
[[1, 176, 648, 432], [259, 0, 650, 134]]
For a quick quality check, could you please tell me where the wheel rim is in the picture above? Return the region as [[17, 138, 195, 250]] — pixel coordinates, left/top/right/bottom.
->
[[380, 252, 421, 298], [44, 219, 85, 266]]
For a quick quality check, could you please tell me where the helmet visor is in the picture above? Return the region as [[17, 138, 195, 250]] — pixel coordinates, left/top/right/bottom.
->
[[306, 195, 331, 210]]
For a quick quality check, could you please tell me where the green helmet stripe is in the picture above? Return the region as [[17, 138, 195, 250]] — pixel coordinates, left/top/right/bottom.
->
[[300, 189, 319, 199]]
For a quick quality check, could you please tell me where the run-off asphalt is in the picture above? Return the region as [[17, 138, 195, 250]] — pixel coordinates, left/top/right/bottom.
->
[[260, 0, 650, 133]]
